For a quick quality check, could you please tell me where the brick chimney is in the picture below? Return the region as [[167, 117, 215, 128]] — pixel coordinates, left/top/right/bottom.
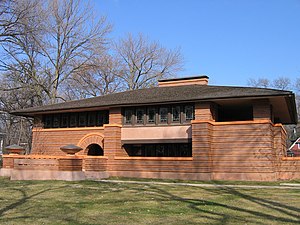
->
[[158, 75, 209, 87]]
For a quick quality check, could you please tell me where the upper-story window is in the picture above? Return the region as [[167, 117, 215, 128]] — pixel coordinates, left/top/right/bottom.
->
[[159, 107, 168, 123], [78, 113, 87, 127], [172, 106, 181, 122], [61, 114, 69, 128], [136, 108, 145, 124], [185, 105, 194, 121], [42, 110, 109, 129], [124, 109, 133, 124], [147, 107, 156, 124], [53, 115, 60, 128], [123, 104, 194, 126]]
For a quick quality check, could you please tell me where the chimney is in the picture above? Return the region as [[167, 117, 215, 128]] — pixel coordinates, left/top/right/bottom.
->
[[158, 75, 209, 87]]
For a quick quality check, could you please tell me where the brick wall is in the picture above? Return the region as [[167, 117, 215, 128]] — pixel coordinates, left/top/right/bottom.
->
[[32, 127, 105, 155]]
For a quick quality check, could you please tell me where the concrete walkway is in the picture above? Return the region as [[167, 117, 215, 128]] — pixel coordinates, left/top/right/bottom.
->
[[98, 179, 300, 189]]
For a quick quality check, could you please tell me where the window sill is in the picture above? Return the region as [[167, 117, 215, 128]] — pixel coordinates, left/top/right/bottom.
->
[[122, 123, 191, 127]]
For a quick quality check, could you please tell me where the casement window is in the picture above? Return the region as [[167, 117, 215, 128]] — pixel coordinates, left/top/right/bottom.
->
[[124, 109, 133, 124], [78, 113, 87, 127], [123, 104, 195, 126], [42, 110, 109, 129], [44, 115, 53, 128], [61, 114, 69, 128], [97, 111, 109, 126], [147, 107, 156, 124], [172, 105, 181, 122], [69, 113, 78, 127], [52, 115, 60, 128], [123, 143, 192, 157], [88, 111, 97, 126], [159, 107, 168, 123], [184, 105, 194, 121], [136, 108, 145, 124]]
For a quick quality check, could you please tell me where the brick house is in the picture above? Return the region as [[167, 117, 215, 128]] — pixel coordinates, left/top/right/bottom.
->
[[289, 137, 300, 157], [2, 76, 300, 181]]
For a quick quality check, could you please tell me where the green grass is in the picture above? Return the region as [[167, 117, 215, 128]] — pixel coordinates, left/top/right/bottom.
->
[[0, 177, 299, 225]]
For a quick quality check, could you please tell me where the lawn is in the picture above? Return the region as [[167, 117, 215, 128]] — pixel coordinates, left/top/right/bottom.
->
[[0, 177, 299, 225]]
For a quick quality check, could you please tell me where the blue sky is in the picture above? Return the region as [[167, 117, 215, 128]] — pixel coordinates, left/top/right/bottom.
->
[[94, 0, 300, 86]]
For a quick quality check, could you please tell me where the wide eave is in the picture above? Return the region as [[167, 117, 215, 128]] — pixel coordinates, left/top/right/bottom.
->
[[10, 85, 298, 124]]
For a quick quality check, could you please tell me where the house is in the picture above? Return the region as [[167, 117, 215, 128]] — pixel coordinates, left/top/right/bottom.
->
[[1, 75, 300, 181], [288, 137, 300, 157]]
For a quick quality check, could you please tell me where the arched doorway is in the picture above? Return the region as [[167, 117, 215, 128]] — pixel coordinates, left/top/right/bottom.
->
[[86, 144, 104, 156]]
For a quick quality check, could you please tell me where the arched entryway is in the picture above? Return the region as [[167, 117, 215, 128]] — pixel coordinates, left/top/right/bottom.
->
[[86, 143, 104, 156], [77, 133, 104, 156]]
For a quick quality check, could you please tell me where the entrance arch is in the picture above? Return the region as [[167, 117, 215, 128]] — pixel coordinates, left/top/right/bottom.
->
[[77, 133, 104, 155], [86, 144, 104, 156]]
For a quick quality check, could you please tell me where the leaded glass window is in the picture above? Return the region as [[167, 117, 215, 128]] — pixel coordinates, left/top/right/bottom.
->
[[172, 106, 180, 122], [185, 105, 194, 121], [147, 107, 156, 124], [159, 107, 168, 123], [136, 108, 144, 124], [124, 109, 133, 124]]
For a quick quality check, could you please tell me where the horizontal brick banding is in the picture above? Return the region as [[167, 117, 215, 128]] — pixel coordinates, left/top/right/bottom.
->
[[32, 128, 104, 155]]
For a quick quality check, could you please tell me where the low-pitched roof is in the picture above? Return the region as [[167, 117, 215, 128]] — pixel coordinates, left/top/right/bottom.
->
[[11, 84, 297, 123]]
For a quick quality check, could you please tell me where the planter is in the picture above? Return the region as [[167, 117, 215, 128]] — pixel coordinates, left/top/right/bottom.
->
[[60, 144, 83, 155], [5, 144, 25, 155]]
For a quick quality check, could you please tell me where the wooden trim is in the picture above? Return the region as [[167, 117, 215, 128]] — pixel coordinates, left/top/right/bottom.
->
[[281, 157, 300, 161], [114, 156, 193, 161], [121, 138, 192, 144], [103, 124, 122, 128], [32, 127, 104, 132], [192, 119, 273, 126]]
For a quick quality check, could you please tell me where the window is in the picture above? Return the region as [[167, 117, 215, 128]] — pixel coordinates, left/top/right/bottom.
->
[[123, 104, 195, 126], [52, 115, 60, 128], [88, 111, 97, 126], [185, 105, 194, 121], [42, 110, 108, 129], [159, 107, 168, 123], [61, 114, 69, 128], [123, 143, 192, 157], [97, 111, 109, 126], [124, 109, 133, 124], [172, 106, 180, 122], [78, 113, 87, 127], [44, 115, 52, 128], [136, 108, 145, 124], [69, 113, 78, 127], [147, 107, 156, 124]]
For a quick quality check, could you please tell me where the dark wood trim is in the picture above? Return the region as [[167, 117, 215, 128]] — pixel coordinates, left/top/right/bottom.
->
[[121, 138, 192, 144]]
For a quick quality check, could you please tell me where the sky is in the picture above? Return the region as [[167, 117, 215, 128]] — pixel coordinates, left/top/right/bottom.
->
[[94, 0, 300, 87]]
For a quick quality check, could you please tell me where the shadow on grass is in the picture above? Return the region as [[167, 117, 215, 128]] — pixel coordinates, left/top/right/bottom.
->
[[147, 184, 300, 224], [0, 186, 66, 218]]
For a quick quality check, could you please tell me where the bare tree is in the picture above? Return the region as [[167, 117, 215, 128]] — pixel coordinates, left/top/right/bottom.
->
[[0, 0, 38, 43], [248, 77, 291, 90], [0, 0, 112, 150], [247, 78, 270, 88], [272, 77, 291, 90], [114, 33, 183, 90], [0, 0, 112, 104], [66, 54, 123, 99], [37, 0, 112, 103]]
